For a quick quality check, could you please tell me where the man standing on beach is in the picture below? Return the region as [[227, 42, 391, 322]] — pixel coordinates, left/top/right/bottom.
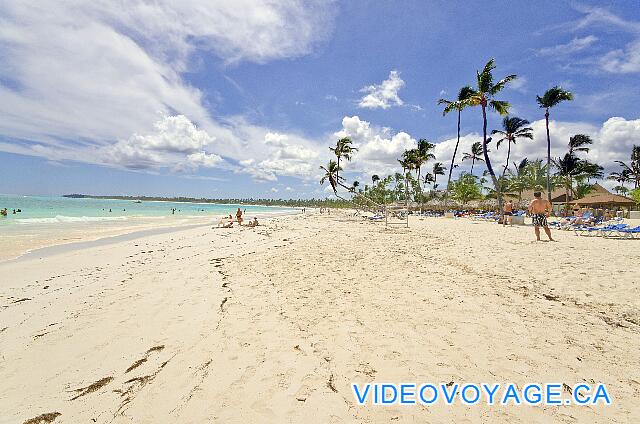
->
[[503, 200, 514, 226], [528, 191, 554, 241]]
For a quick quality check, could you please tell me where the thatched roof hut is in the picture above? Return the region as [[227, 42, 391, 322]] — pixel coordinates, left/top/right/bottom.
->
[[571, 193, 635, 208]]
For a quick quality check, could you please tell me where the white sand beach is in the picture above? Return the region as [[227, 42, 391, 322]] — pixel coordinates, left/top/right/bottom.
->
[[1, 213, 638, 423]]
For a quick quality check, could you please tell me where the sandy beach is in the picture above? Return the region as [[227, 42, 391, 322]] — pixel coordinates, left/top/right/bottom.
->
[[1, 213, 638, 423]]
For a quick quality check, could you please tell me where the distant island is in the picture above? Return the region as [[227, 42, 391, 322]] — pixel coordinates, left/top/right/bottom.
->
[[62, 194, 351, 208]]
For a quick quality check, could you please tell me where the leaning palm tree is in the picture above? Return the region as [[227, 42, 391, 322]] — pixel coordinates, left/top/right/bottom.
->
[[467, 58, 516, 213], [536, 86, 573, 203], [432, 162, 446, 190], [462, 141, 485, 175], [491, 116, 533, 177], [319, 160, 342, 194], [568, 134, 593, 156], [438, 86, 474, 194], [329, 137, 358, 187]]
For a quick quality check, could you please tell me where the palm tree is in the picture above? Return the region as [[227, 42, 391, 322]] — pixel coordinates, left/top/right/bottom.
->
[[614, 186, 630, 196], [371, 174, 380, 185], [608, 169, 632, 189], [554, 154, 603, 214], [467, 58, 516, 213], [409, 140, 436, 188], [351, 180, 360, 192], [568, 134, 592, 155], [491, 116, 533, 177], [506, 158, 529, 206], [432, 162, 446, 190], [614, 145, 640, 189], [438, 86, 474, 194], [319, 160, 342, 194], [523, 159, 553, 192], [536, 86, 573, 203], [329, 137, 357, 189], [462, 141, 485, 175]]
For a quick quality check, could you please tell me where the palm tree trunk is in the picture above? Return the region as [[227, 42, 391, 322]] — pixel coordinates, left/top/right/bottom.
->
[[336, 157, 340, 187], [565, 175, 571, 216], [502, 141, 512, 178], [471, 158, 475, 176], [482, 104, 503, 215], [446, 109, 462, 200], [545, 109, 552, 204]]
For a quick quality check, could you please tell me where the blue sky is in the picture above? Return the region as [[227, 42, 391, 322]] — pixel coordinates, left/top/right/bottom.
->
[[1, 0, 639, 198]]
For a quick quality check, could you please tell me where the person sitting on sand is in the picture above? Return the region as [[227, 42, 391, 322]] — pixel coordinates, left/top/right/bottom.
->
[[0, 208, 7, 217], [528, 192, 554, 241], [236, 207, 243, 225], [503, 200, 514, 226], [246, 217, 259, 227], [216, 214, 234, 228]]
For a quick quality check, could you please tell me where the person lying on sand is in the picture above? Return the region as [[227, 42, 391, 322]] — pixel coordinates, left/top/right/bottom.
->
[[528, 192, 554, 242], [216, 214, 234, 228]]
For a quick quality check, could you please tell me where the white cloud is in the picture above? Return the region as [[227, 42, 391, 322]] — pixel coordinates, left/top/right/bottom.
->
[[0, 0, 336, 179], [101, 115, 223, 171], [600, 40, 640, 73], [285, 186, 294, 191], [333, 115, 417, 177], [566, 6, 640, 74], [536, 35, 598, 56], [358, 70, 405, 109]]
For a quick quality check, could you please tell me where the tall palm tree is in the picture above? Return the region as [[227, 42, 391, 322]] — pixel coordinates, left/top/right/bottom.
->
[[438, 86, 474, 193], [462, 141, 485, 175], [536, 86, 573, 203], [329, 137, 357, 189], [319, 160, 342, 194], [491, 116, 533, 177], [371, 174, 380, 185], [467, 58, 516, 213], [432, 162, 446, 190]]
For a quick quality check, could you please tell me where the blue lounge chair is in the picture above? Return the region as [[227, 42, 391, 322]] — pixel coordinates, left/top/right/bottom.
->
[[610, 225, 640, 239]]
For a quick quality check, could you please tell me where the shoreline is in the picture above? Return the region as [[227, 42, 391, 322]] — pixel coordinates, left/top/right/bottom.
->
[[0, 209, 302, 263]]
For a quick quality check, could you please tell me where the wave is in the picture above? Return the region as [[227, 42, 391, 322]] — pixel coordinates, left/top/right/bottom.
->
[[16, 215, 129, 224]]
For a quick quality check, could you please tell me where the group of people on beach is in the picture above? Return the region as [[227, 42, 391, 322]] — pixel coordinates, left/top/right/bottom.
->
[[1, 208, 22, 216], [216, 207, 258, 229]]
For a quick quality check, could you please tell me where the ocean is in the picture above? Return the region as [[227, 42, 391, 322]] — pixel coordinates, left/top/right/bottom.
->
[[0, 195, 297, 225]]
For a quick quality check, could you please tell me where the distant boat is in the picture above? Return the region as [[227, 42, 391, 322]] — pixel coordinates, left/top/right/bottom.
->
[[133, 200, 142, 204]]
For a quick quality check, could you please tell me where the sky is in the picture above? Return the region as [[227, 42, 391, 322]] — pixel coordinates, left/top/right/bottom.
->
[[1, 0, 639, 198]]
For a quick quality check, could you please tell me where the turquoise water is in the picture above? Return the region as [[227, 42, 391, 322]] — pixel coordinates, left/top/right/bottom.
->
[[0, 195, 297, 225]]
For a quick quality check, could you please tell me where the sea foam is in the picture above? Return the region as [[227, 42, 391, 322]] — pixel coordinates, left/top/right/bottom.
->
[[16, 215, 129, 224]]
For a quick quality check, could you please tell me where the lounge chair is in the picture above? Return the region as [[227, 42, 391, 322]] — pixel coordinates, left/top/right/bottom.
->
[[609, 225, 640, 239]]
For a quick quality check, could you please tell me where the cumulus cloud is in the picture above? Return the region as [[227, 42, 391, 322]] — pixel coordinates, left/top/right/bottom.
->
[[234, 131, 322, 182], [101, 115, 223, 171], [358, 70, 405, 109], [333, 115, 417, 177], [0, 0, 336, 178]]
